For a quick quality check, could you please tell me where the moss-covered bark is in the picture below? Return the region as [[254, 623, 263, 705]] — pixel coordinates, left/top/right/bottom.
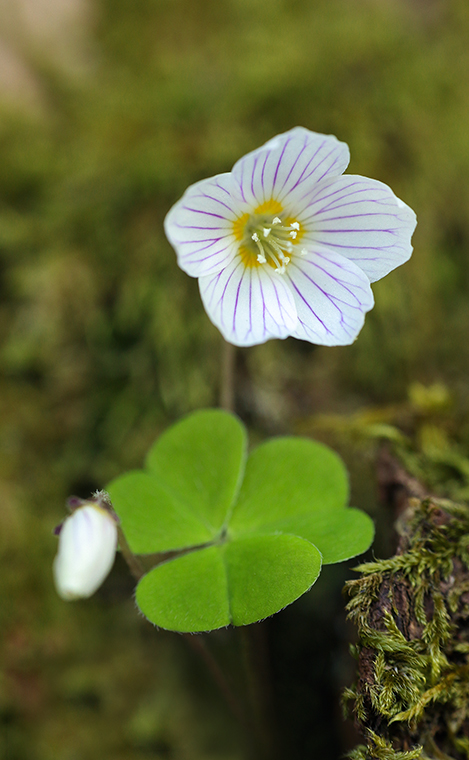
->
[[345, 496, 469, 759]]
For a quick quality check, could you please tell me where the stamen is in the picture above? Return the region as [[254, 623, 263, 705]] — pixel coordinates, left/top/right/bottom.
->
[[266, 247, 283, 272], [241, 210, 301, 273], [251, 232, 268, 262], [269, 238, 289, 259], [300, 248, 308, 256]]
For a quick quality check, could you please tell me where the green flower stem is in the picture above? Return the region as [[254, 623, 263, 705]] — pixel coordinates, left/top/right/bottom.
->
[[117, 525, 146, 580], [220, 339, 236, 412], [240, 624, 278, 760], [117, 526, 249, 736], [182, 634, 250, 733]]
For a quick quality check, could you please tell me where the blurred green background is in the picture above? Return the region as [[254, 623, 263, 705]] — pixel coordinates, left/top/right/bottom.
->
[[2, 0, 469, 757]]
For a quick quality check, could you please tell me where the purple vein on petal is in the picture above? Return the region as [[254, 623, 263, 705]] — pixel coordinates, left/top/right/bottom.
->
[[311, 248, 373, 277], [299, 182, 404, 220], [310, 198, 400, 219], [232, 269, 244, 334], [313, 239, 399, 251], [238, 160, 247, 203], [271, 276, 293, 332], [317, 193, 396, 213], [314, 146, 346, 183], [278, 138, 308, 196], [298, 143, 340, 188], [289, 276, 332, 335], [181, 239, 224, 254], [312, 212, 400, 223], [317, 148, 348, 182], [207, 262, 240, 314], [195, 192, 234, 214], [272, 137, 292, 192], [290, 261, 362, 316], [287, 140, 326, 193], [188, 247, 235, 267], [241, 267, 252, 342], [314, 227, 400, 235], [172, 234, 224, 244], [181, 206, 228, 220], [295, 180, 367, 216], [251, 154, 260, 200], [257, 272, 271, 339], [213, 179, 232, 197], [174, 223, 228, 231], [306, 256, 370, 306], [260, 150, 270, 201]]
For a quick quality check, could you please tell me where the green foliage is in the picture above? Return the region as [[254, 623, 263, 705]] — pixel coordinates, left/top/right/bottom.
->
[[349, 731, 424, 760], [345, 498, 469, 760], [108, 409, 373, 631], [3, 0, 469, 755], [302, 381, 469, 505]]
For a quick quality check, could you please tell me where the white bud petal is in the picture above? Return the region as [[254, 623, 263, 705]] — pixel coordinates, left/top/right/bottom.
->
[[53, 505, 118, 600]]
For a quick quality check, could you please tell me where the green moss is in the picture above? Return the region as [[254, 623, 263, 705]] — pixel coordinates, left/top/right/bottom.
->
[[345, 498, 469, 760]]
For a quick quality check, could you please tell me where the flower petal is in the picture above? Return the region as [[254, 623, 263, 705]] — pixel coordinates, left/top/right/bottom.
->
[[164, 173, 245, 278], [199, 257, 298, 347], [53, 505, 118, 600], [297, 175, 417, 283], [287, 247, 374, 346], [231, 127, 350, 209]]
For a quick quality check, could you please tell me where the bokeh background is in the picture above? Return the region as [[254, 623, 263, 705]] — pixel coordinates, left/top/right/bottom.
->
[[2, 0, 469, 757]]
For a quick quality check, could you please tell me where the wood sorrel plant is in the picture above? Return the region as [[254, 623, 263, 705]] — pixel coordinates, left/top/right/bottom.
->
[[52, 127, 416, 753], [106, 409, 374, 632]]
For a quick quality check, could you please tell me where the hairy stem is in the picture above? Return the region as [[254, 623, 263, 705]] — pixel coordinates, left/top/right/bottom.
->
[[183, 634, 250, 732], [240, 624, 278, 760], [220, 339, 236, 413], [117, 525, 145, 580], [117, 529, 249, 740]]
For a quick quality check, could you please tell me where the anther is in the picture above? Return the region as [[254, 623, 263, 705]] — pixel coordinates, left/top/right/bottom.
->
[[257, 253, 267, 264], [272, 217, 282, 225], [263, 228, 271, 238], [289, 230, 297, 239], [252, 232, 260, 242], [290, 222, 300, 231]]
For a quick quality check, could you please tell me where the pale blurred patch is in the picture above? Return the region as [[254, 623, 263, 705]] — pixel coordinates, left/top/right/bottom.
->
[[0, 0, 93, 108]]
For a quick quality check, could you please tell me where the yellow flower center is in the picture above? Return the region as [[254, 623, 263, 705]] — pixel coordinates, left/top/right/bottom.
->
[[233, 200, 304, 274]]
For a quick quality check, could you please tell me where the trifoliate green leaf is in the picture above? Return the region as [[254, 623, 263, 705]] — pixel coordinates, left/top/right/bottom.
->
[[107, 409, 373, 632]]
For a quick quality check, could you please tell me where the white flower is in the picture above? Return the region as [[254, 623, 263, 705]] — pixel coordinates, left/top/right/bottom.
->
[[53, 503, 118, 600], [164, 127, 416, 347]]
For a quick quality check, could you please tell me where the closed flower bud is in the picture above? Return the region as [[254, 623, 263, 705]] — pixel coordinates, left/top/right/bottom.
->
[[53, 503, 118, 600]]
